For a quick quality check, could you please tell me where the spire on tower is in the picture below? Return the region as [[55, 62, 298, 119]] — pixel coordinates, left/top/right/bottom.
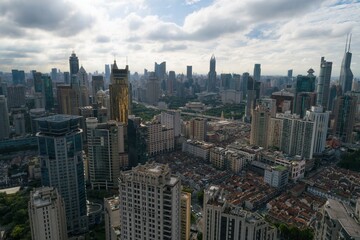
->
[[345, 34, 349, 53], [348, 33, 352, 52]]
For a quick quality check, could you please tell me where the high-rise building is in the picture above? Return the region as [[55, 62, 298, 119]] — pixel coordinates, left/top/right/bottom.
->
[[42, 75, 54, 110], [287, 69, 293, 79], [305, 106, 329, 154], [63, 72, 70, 84], [294, 68, 316, 113], [11, 69, 25, 85], [104, 196, 120, 240], [316, 57, 332, 109], [77, 66, 89, 88], [180, 192, 191, 240], [168, 71, 175, 95], [189, 118, 207, 141], [186, 66, 192, 80], [142, 120, 175, 156], [245, 77, 260, 121], [86, 118, 127, 189], [57, 79, 88, 115], [36, 115, 88, 234], [69, 52, 79, 77], [7, 85, 25, 108], [250, 104, 271, 148], [92, 75, 104, 99], [203, 186, 277, 240], [253, 63, 261, 81], [0, 95, 10, 140], [315, 199, 360, 240], [29, 187, 67, 240], [333, 95, 356, 143], [109, 60, 129, 125], [13, 113, 26, 136], [160, 110, 181, 137], [146, 72, 160, 105], [207, 55, 217, 92], [242, 72, 249, 100], [51, 68, 58, 82], [105, 64, 110, 83], [155, 61, 166, 80], [294, 92, 316, 118], [339, 35, 354, 94], [118, 163, 181, 240]]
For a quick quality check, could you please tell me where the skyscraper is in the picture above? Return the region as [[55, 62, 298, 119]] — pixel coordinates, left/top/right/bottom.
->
[[168, 70, 175, 95], [294, 69, 316, 113], [155, 61, 166, 80], [109, 60, 129, 125], [51, 68, 58, 82], [118, 163, 181, 240], [186, 66, 192, 80], [287, 69, 293, 79], [189, 118, 207, 141], [253, 63, 261, 82], [69, 52, 79, 77], [36, 115, 88, 234], [0, 95, 10, 140], [316, 57, 332, 109], [105, 64, 110, 83], [42, 75, 54, 110], [29, 187, 67, 240], [207, 55, 217, 92], [305, 106, 329, 154], [250, 104, 271, 148], [11, 69, 25, 85], [333, 95, 356, 143], [86, 118, 127, 189], [242, 72, 249, 100], [146, 72, 160, 105], [339, 35, 353, 94], [7, 85, 26, 108], [92, 75, 105, 98]]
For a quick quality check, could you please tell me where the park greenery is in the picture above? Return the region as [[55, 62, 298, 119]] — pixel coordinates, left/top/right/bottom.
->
[[338, 149, 360, 172], [132, 103, 161, 121], [203, 104, 245, 119], [160, 96, 196, 109], [275, 223, 314, 240]]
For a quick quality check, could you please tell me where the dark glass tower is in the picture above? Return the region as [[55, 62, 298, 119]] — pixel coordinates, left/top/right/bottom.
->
[[253, 63, 261, 82], [339, 35, 353, 94], [316, 57, 332, 110], [36, 115, 88, 234], [207, 55, 217, 92], [69, 52, 79, 77]]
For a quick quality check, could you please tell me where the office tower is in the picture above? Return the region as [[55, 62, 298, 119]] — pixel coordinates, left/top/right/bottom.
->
[[245, 77, 260, 121], [220, 73, 232, 90], [105, 64, 110, 83], [154, 61, 166, 80], [13, 113, 26, 136], [12, 69, 25, 85], [203, 186, 277, 240], [294, 69, 316, 112], [36, 115, 88, 234], [63, 72, 70, 84], [287, 69, 293, 78], [146, 72, 160, 105], [0, 95, 10, 140], [267, 117, 283, 149], [241, 72, 249, 99], [233, 74, 241, 91], [92, 75, 104, 99], [186, 66, 192, 80], [104, 197, 120, 240], [333, 95, 356, 143], [250, 104, 271, 148], [42, 75, 54, 110], [315, 199, 360, 240], [30, 108, 46, 134], [328, 84, 341, 111], [339, 35, 354, 94], [118, 163, 181, 240], [256, 98, 276, 117], [161, 110, 181, 137], [207, 55, 217, 92], [77, 66, 89, 88], [109, 60, 129, 125], [271, 90, 294, 113], [86, 118, 127, 189], [0, 80, 7, 96], [69, 52, 79, 77], [253, 63, 261, 81], [168, 71, 175, 95], [294, 92, 316, 118], [33, 71, 43, 93], [51, 68, 58, 82], [127, 116, 148, 167], [180, 192, 191, 240], [189, 118, 207, 141], [305, 106, 329, 154], [29, 187, 67, 240], [7, 85, 26, 108], [316, 57, 332, 109]]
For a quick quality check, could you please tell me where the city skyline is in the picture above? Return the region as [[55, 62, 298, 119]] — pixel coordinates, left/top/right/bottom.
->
[[0, 0, 359, 77]]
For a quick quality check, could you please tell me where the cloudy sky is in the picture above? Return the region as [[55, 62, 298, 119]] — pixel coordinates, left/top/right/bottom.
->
[[0, 0, 359, 77]]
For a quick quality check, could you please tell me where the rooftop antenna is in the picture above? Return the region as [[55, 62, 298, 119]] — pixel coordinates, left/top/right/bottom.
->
[[348, 33, 352, 52], [345, 34, 349, 53]]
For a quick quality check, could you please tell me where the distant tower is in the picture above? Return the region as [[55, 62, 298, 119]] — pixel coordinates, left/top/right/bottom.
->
[[333, 95, 356, 143], [305, 106, 329, 154], [109, 60, 129, 125], [207, 55, 217, 92], [186, 66, 193, 80], [154, 61, 166, 80], [242, 72, 249, 100], [91, 75, 105, 98], [287, 69, 293, 78], [51, 68, 58, 82], [0, 95, 10, 140], [168, 71, 175, 95], [339, 34, 354, 94], [189, 118, 207, 141], [146, 72, 160, 105], [250, 104, 271, 148], [36, 115, 88, 234], [253, 63, 261, 81], [29, 187, 67, 240], [294, 68, 316, 113], [69, 52, 79, 77], [316, 57, 332, 109], [105, 64, 110, 83]]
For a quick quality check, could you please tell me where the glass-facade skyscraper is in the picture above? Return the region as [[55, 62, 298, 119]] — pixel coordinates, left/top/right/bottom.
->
[[339, 36, 353, 94], [316, 57, 332, 110], [36, 115, 88, 235], [207, 55, 216, 92], [69, 52, 80, 77]]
